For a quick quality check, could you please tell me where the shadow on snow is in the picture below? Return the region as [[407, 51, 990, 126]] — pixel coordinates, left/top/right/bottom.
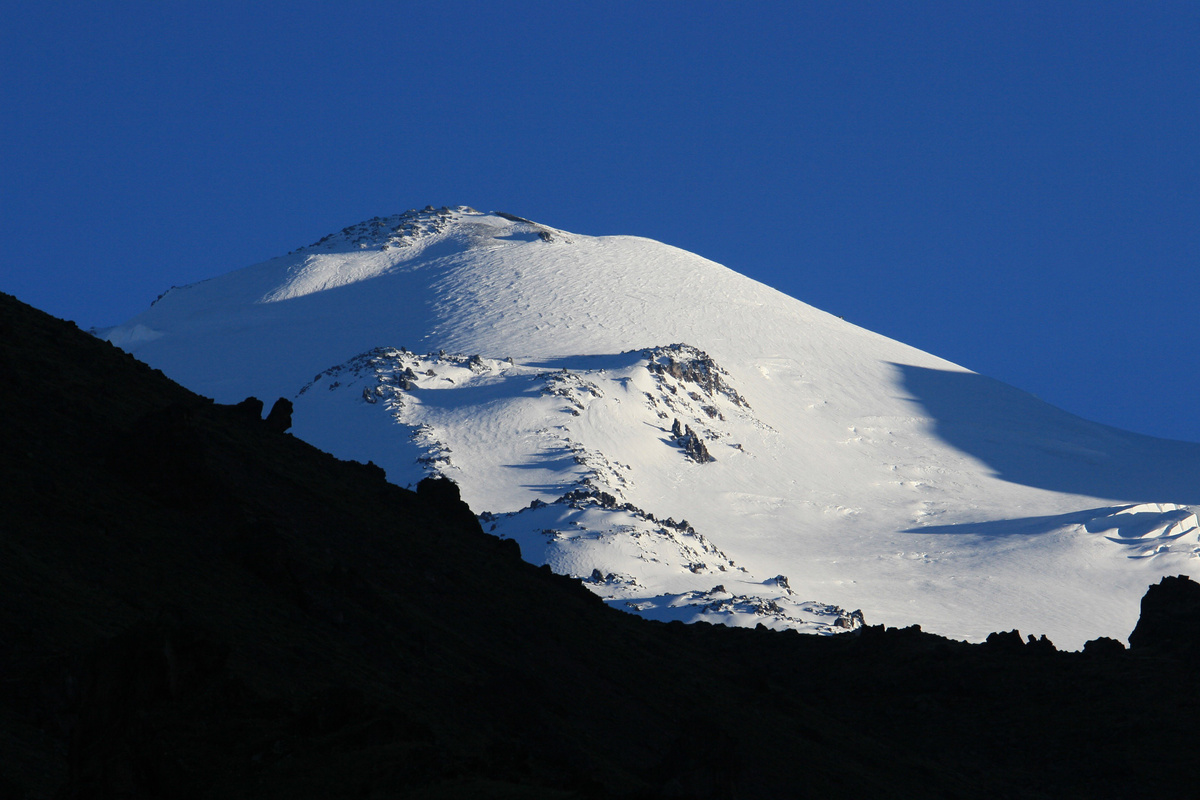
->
[[903, 506, 1128, 537], [893, 363, 1200, 504]]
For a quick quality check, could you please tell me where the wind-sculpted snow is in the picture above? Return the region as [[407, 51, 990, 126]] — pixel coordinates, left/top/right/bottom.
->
[[904, 503, 1200, 559], [104, 207, 1200, 648], [1084, 504, 1200, 558]]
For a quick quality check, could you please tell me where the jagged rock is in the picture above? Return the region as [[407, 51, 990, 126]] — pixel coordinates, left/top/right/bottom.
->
[[683, 430, 712, 463], [495, 536, 521, 560], [643, 344, 750, 409], [265, 397, 293, 432], [416, 475, 463, 505], [835, 609, 866, 629], [1025, 633, 1056, 654], [984, 629, 1025, 653], [670, 423, 714, 464], [1082, 636, 1127, 657], [1127, 574, 1200, 660], [416, 475, 482, 533], [769, 575, 792, 593]]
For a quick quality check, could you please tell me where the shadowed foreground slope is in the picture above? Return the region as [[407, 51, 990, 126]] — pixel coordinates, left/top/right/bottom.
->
[[2, 292, 1198, 799]]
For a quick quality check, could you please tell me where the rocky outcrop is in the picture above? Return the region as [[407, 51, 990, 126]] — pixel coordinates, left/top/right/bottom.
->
[[1082, 636, 1127, 656], [265, 397, 293, 432], [1127, 574, 1200, 660], [232, 396, 264, 420], [9, 290, 1200, 799], [644, 344, 749, 410], [416, 475, 481, 532], [670, 418, 713, 463], [982, 629, 1056, 654]]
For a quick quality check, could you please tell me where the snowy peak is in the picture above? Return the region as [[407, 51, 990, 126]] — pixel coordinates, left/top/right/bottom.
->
[[103, 206, 1200, 648], [264, 207, 569, 304], [292, 205, 564, 256]]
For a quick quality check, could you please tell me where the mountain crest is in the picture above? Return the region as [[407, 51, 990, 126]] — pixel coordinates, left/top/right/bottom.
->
[[103, 207, 1200, 648], [291, 206, 566, 257], [296, 205, 474, 254]]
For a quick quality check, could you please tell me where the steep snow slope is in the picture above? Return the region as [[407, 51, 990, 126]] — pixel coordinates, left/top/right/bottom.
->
[[105, 207, 1200, 647]]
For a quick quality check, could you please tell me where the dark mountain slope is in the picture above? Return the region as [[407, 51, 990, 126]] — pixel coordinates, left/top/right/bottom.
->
[[1, 291, 1197, 799]]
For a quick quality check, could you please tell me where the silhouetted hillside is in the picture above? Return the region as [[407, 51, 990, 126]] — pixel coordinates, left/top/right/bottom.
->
[[2, 291, 1198, 799]]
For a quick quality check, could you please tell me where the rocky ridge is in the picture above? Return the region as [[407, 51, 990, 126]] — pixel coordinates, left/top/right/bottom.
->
[[292, 341, 861, 632], [6, 290, 1200, 799]]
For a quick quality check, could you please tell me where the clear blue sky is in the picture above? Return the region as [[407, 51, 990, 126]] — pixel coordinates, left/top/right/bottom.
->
[[4, 3, 1198, 441]]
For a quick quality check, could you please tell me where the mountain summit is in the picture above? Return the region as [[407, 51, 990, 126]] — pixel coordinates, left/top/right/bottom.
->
[[104, 207, 1200, 647]]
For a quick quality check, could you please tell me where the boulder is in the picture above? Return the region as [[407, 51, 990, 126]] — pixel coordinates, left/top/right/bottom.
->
[[1127, 574, 1200, 660], [265, 397, 293, 433]]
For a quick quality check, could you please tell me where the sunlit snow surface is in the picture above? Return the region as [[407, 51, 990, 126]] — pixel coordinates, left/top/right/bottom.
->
[[105, 207, 1200, 648]]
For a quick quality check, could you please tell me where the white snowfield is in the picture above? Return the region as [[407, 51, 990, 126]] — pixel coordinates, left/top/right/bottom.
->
[[104, 206, 1200, 648]]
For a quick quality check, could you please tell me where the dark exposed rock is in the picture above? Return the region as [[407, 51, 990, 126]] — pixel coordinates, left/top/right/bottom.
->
[[1025, 633, 1056, 654], [265, 397, 293, 433], [834, 610, 866, 629], [680, 425, 713, 463], [8, 292, 1200, 799], [1127, 574, 1200, 660], [495, 536, 521, 560], [415, 475, 483, 533], [416, 474, 463, 505], [644, 343, 750, 409], [981, 630, 1056, 655], [668, 421, 714, 463], [559, 487, 619, 508], [1083, 636, 1127, 657], [983, 629, 1026, 653], [232, 396, 264, 420], [494, 211, 534, 224]]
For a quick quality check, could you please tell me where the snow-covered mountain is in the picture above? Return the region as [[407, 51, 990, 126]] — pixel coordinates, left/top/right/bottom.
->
[[104, 206, 1200, 648]]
